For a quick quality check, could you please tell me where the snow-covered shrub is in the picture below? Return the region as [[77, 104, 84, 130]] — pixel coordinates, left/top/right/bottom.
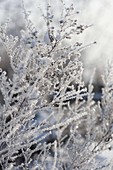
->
[[0, 1, 113, 170]]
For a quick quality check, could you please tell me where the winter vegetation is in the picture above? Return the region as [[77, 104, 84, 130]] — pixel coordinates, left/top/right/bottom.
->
[[0, 0, 113, 170]]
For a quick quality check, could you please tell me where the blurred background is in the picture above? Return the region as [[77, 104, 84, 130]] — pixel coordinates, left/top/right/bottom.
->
[[0, 0, 113, 88]]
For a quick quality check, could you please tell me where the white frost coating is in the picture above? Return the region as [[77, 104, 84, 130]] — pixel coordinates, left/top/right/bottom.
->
[[44, 31, 51, 44], [0, 1, 113, 170]]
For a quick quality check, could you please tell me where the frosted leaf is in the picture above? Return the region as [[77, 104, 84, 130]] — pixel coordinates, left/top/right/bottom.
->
[[56, 30, 61, 40], [44, 31, 54, 44]]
